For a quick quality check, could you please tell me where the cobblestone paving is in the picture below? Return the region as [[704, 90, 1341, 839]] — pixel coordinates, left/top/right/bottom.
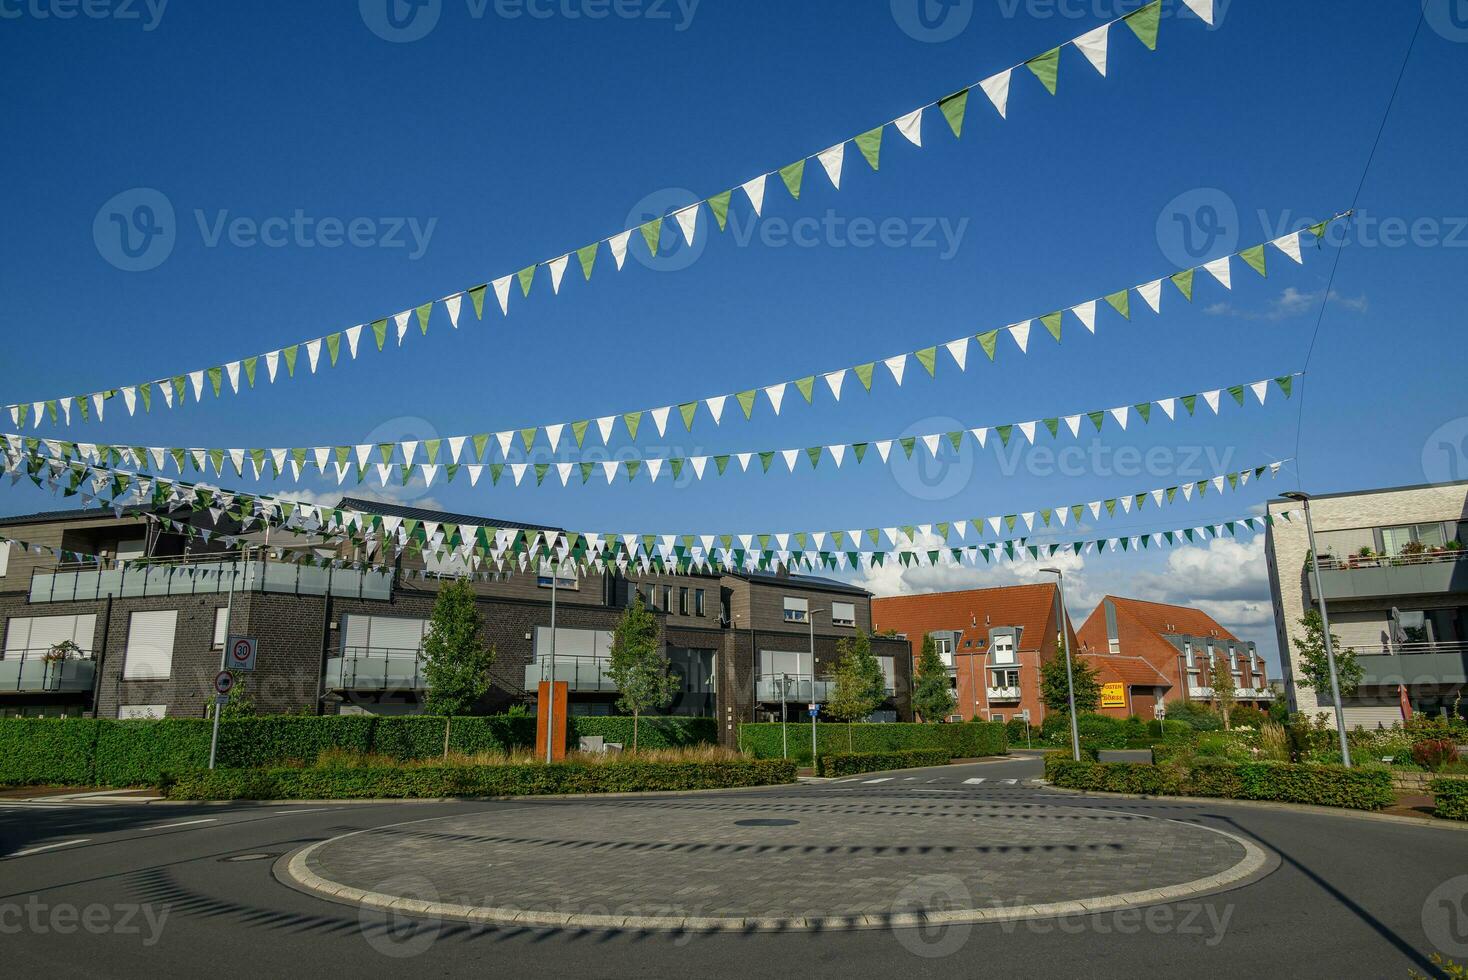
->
[[302, 781, 1251, 920]]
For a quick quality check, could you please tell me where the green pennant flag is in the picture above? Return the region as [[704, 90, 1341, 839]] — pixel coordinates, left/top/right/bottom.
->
[[472, 433, 489, 460], [489, 463, 504, 485], [169, 375, 185, 405], [805, 447, 822, 469], [1240, 244, 1267, 278], [533, 463, 549, 486], [1181, 394, 1197, 415], [779, 159, 805, 199], [623, 411, 643, 439], [1104, 499, 1118, 517], [1308, 219, 1331, 240], [1124, 0, 1161, 50], [707, 190, 732, 231], [579, 461, 594, 484], [758, 451, 774, 473], [853, 363, 875, 390], [1135, 402, 1151, 424], [207, 366, 222, 397], [1071, 504, 1084, 524], [714, 455, 729, 475], [678, 401, 698, 430], [899, 436, 916, 458], [1087, 410, 1105, 432], [1228, 472, 1240, 490], [1026, 47, 1060, 95], [1105, 289, 1131, 320], [468, 284, 487, 318], [1170, 268, 1195, 301], [517, 265, 536, 296], [371, 319, 388, 351], [1040, 311, 1063, 342], [795, 376, 815, 403], [423, 439, 441, 464], [1275, 375, 1294, 398], [570, 421, 589, 448], [995, 424, 1012, 447], [855, 126, 883, 170], [914, 346, 938, 377], [334, 446, 350, 467], [517, 427, 536, 452], [169, 448, 185, 472], [670, 458, 684, 480], [283, 345, 301, 377], [625, 460, 641, 481], [415, 302, 433, 334], [577, 242, 599, 280], [638, 217, 663, 256], [977, 330, 999, 361], [377, 443, 395, 464], [1166, 486, 1178, 502], [853, 443, 868, 464], [947, 431, 964, 452], [938, 88, 969, 137], [1043, 417, 1059, 438], [736, 390, 757, 419], [1227, 384, 1246, 406]]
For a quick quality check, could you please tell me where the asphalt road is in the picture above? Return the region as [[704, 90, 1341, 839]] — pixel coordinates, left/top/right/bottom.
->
[[2, 755, 1464, 979]]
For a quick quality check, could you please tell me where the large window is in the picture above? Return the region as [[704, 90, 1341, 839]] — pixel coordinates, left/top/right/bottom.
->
[[932, 634, 954, 667], [1382, 522, 1448, 555], [3, 614, 97, 659], [759, 650, 807, 680], [831, 601, 856, 627], [123, 610, 177, 680], [783, 597, 809, 623]]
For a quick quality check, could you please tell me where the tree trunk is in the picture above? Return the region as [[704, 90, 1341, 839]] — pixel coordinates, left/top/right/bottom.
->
[[848, 721, 853, 753], [633, 712, 640, 754], [443, 715, 452, 759]]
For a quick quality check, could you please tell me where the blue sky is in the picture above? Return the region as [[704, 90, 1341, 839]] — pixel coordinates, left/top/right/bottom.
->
[[2, 0, 1464, 667]]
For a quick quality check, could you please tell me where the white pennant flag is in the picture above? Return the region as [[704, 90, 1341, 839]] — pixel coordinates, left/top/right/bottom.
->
[[1008, 321, 1031, 353], [1202, 389, 1222, 414], [467, 464, 483, 486], [765, 384, 786, 415], [1137, 279, 1163, 314], [608, 230, 632, 270], [556, 462, 573, 486], [595, 416, 615, 444], [1072, 299, 1099, 334], [548, 255, 570, 294], [1109, 406, 1130, 430], [980, 70, 1011, 118], [355, 444, 373, 469], [823, 370, 846, 400], [1018, 421, 1037, 444], [922, 433, 941, 456], [345, 324, 363, 358], [646, 458, 664, 482], [1063, 415, 1081, 437], [602, 461, 618, 484], [781, 449, 799, 472], [401, 440, 418, 467], [816, 143, 845, 189], [650, 406, 671, 437], [122, 386, 137, 415], [1075, 22, 1110, 75], [884, 354, 907, 385], [1272, 231, 1304, 264], [705, 395, 727, 425], [1204, 256, 1232, 289], [829, 444, 846, 467], [492, 431, 512, 457], [741, 174, 767, 216], [1250, 380, 1269, 405], [970, 427, 988, 448], [945, 337, 969, 371], [544, 423, 564, 452], [1182, 0, 1214, 25], [188, 371, 205, 402], [394, 309, 413, 344], [492, 276, 512, 315], [306, 339, 322, 373], [875, 440, 892, 464], [736, 452, 752, 472], [510, 463, 527, 486], [1157, 397, 1176, 420], [893, 107, 923, 146], [448, 435, 466, 464], [674, 204, 699, 246], [690, 456, 707, 479], [445, 293, 462, 328]]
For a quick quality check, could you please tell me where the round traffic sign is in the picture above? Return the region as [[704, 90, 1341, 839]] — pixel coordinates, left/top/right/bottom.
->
[[214, 671, 235, 695], [229, 639, 253, 665]]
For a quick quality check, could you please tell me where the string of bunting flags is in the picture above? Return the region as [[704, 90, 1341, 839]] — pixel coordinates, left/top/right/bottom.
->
[[3, 0, 1223, 433], [4, 373, 1300, 488], [3, 444, 1286, 566]]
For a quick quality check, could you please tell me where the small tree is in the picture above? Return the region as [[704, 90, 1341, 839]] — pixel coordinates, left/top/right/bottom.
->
[[1040, 653, 1101, 715], [605, 597, 675, 752], [1211, 658, 1237, 731], [825, 629, 887, 751], [910, 635, 955, 723], [1291, 609, 1363, 702], [422, 579, 496, 755]]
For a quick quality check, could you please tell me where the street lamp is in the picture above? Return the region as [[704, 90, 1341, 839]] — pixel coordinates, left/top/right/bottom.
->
[[807, 607, 826, 766], [1040, 567, 1082, 762], [1281, 491, 1352, 767]]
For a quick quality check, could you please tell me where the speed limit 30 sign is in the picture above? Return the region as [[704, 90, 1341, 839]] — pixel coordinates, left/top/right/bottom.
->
[[225, 635, 258, 672]]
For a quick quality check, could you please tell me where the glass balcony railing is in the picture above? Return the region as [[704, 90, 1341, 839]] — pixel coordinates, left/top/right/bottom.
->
[[29, 558, 393, 604], [523, 657, 618, 693], [0, 650, 96, 694], [324, 648, 426, 691]]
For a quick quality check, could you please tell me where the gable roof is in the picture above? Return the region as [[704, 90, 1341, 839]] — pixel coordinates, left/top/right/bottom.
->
[[334, 497, 560, 532], [1106, 596, 1240, 642], [1082, 652, 1173, 688], [872, 583, 1074, 652]]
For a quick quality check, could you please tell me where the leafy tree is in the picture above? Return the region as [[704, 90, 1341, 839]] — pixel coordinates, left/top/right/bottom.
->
[[910, 635, 955, 723], [1040, 652, 1101, 715], [1211, 657, 1237, 730], [204, 669, 256, 719], [605, 596, 675, 752], [1290, 609, 1363, 701], [826, 628, 887, 750], [422, 580, 497, 754]]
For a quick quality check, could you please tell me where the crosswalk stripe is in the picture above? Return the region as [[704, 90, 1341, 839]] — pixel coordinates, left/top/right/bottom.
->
[[963, 777, 986, 784], [863, 777, 893, 784], [1001, 779, 1018, 785]]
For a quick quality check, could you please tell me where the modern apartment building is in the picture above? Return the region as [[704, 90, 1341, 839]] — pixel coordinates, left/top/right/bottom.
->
[[1264, 481, 1468, 727], [0, 497, 911, 744], [871, 583, 1077, 725], [1076, 596, 1273, 719]]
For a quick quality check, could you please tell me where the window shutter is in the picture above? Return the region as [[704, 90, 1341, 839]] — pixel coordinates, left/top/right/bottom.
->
[[123, 610, 178, 680]]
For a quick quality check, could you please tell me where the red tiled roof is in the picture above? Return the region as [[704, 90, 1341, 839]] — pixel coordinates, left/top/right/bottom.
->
[[872, 583, 1076, 655], [1083, 653, 1173, 688], [1106, 596, 1240, 641]]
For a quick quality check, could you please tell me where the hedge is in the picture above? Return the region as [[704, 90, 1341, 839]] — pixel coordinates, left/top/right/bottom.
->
[[1044, 755, 1395, 811], [1431, 777, 1468, 821], [739, 721, 1006, 764], [166, 758, 796, 801], [0, 715, 713, 787], [816, 749, 950, 777]]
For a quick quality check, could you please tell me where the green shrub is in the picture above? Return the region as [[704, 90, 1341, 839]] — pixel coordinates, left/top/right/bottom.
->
[[94, 719, 213, 786], [739, 721, 1005, 764], [166, 758, 797, 800], [1412, 738, 1459, 771], [0, 719, 101, 786], [1164, 700, 1223, 731], [817, 749, 950, 777], [1429, 777, 1468, 821], [1046, 757, 1394, 810], [571, 716, 716, 750]]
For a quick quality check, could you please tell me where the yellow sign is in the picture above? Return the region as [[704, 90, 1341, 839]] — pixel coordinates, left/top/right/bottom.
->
[[1100, 682, 1126, 708]]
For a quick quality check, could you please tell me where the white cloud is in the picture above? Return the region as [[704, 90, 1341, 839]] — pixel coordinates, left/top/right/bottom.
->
[[1204, 287, 1368, 321]]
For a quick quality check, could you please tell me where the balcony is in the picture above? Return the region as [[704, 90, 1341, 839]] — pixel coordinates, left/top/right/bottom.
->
[[29, 555, 393, 604], [986, 686, 1022, 701], [1188, 686, 1215, 699], [1310, 550, 1468, 602], [756, 676, 832, 703], [524, 657, 618, 693], [0, 650, 96, 694], [324, 648, 425, 692], [1352, 642, 1468, 688]]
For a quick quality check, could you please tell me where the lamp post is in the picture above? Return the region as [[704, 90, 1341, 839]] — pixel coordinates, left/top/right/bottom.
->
[[1281, 491, 1352, 768], [807, 607, 826, 766], [1040, 568, 1081, 762]]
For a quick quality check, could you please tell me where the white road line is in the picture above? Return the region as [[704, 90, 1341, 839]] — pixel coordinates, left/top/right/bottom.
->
[[963, 777, 986, 784], [1001, 779, 1018, 785], [903, 777, 918, 781], [863, 777, 894, 784], [11, 838, 90, 857], [143, 818, 218, 830]]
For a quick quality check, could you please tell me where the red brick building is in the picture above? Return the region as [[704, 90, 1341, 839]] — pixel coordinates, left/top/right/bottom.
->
[[1076, 596, 1274, 719], [871, 584, 1078, 725]]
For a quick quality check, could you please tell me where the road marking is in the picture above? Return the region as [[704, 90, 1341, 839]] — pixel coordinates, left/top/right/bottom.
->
[[903, 777, 918, 781], [144, 818, 218, 830], [1001, 779, 1018, 785], [863, 777, 893, 784], [11, 838, 90, 857], [963, 777, 986, 784]]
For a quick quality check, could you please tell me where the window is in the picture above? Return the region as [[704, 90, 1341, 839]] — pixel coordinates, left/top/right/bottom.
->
[[212, 607, 231, 649], [990, 667, 1020, 688], [118, 704, 166, 720], [932, 635, 954, 667], [991, 713, 1006, 723], [679, 587, 689, 616], [990, 633, 1016, 665], [115, 538, 146, 561], [1184, 643, 1196, 668], [1107, 638, 1120, 654], [123, 611, 178, 680], [536, 572, 579, 591], [0, 540, 9, 577], [341, 615, 429, 660], [1382, 522, 1448, 555], [831, 601, 856, 627], [4, 614, 97, 660], [783, 597, 809, 623], [694, 589, 705, 617], [646, 584, 658, 610], [877, 655, 895, 693], [663, 585, 672, 611]]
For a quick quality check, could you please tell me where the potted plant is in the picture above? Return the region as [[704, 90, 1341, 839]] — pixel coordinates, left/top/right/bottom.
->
[[43, 640, 82, 663]]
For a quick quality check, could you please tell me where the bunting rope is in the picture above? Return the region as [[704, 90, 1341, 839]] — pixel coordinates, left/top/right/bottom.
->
[[3, 0, 1220, 432], [5, 373, 1300, 488]]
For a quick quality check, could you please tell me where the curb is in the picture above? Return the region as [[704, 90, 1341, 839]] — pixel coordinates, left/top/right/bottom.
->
[[1040, 783, 1468, 830], [160, 779, 804, 806], [280, 802, 1272, 933]]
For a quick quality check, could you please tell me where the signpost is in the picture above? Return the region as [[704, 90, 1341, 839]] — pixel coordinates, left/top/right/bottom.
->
[[809, 703, 819, 767], [208, 671, 234, 770], [225, 635, 257, 672], [1020, 708, 1032, 749]]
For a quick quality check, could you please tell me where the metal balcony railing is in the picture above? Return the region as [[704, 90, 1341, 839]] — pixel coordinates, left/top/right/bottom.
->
[[986, 686, 1022, 701], [1316, 549, 1467, 571], [0, 649, 96, 694], [1349, 640, 1468, 658], [323, 647, 426, 691]]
